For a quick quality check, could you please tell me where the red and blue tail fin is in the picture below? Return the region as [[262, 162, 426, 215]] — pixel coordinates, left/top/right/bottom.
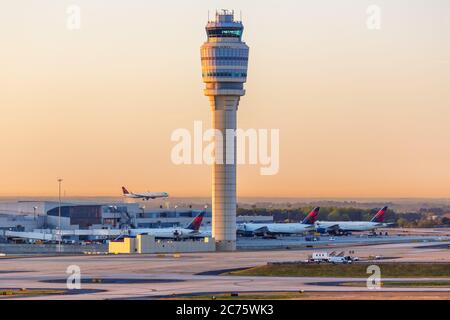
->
[[371, 206, 388, 222], [122, 186, 130, 195], [302, 207, 320, 225], [186, 211, 205, 231]]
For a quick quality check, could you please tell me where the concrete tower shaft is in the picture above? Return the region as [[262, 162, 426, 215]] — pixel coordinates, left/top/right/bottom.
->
[[200, 10, 249, 251]]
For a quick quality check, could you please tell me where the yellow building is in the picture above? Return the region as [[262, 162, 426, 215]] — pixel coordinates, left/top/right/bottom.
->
[[108, 237, 137, 254], [108, 235, 215, 254]]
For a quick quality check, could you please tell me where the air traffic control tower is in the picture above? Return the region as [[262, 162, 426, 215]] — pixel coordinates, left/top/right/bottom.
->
[[200, 10, 249, 251]]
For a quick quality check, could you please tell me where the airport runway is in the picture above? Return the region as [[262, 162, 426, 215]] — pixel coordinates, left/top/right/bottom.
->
[[0, 239, 449, 299]]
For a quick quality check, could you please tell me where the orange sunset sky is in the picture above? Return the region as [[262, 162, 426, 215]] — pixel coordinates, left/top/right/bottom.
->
[[1, 0, 449, 197]]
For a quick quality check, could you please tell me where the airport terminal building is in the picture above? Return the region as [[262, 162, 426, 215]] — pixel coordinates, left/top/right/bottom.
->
[[0, 201, 272, 233]]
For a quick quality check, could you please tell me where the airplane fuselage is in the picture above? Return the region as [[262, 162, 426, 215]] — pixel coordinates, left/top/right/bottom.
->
[[237, 223, 313, 236], [128, 227, 197, 239], [315, 221, 387, 233], [124, 192, 168, 200]]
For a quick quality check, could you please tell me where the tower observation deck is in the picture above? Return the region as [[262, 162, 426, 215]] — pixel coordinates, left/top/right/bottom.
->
[[200, 10, 249, 251]]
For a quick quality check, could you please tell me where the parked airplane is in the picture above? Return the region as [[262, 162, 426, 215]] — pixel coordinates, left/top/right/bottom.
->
[[237, 207, 320, 237], [315, 206, 390, 235], [194, 227, 212, 238], [122, 186, 168, 200], [128, 211, 205, 239]]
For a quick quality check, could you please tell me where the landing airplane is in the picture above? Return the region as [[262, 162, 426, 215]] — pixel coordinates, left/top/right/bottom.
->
[[315, 206, 391, 235], [128, 211, 205, 239], [122, 186, 168, 200], [237, 207, 320, 237]]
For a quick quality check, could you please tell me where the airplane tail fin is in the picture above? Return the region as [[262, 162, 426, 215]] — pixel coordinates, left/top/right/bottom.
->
[[302, 207, 320, 225], [371, 206, 388, 223], [186, 211, 205, 231], [122, 186, 130, 195]]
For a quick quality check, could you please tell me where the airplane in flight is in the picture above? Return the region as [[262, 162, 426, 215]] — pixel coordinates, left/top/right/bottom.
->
[[129, 211, 205, 239], [122, 186, 168, 201], [236, 207, 320, 237], [314, 206, 391, 235]]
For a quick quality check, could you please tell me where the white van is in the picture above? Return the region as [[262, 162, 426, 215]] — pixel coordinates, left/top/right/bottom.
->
[[329, 256, 353, 264]]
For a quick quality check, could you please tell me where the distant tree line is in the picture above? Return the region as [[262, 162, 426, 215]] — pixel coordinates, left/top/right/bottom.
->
[[237, 206, 450, 228]]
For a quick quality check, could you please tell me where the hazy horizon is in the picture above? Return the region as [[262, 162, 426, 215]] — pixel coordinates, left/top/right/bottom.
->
[[1, 0, 450, 198], [1, 195, 449, 202]]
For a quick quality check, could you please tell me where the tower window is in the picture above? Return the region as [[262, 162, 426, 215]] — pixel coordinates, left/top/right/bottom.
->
[[207, 28, 243, 38]]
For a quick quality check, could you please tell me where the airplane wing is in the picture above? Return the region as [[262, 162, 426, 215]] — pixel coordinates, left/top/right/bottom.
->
[[315, 223, 340, 234], [376, 222, 395, 227], [325, 224, 340, 231], [253, 226, 269, 233]]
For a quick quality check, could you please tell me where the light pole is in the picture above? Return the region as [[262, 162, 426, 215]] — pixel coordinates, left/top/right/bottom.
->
[[204, 205, 209, 226], [174, 205, 178, 227], [57, 178, 63, 252], [33, 206, 37, 221]]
